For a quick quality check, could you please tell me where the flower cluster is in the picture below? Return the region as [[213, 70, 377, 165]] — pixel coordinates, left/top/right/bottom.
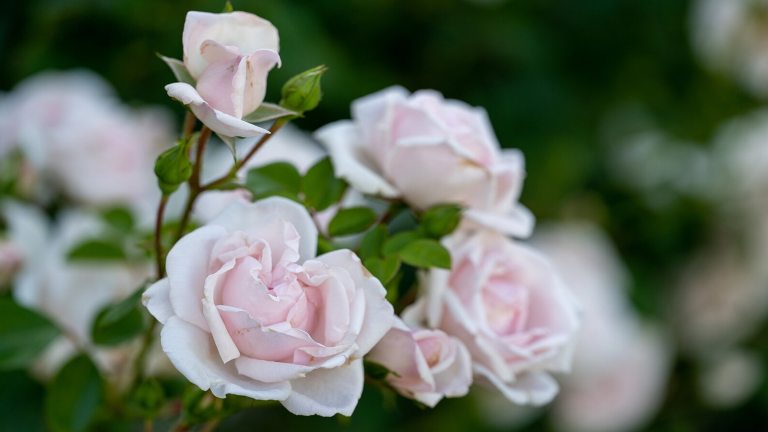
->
[[0, 6, 582, 429]]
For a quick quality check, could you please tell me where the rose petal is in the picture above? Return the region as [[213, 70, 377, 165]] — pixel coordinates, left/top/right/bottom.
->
[[281, 359, 365, 416], [210, 197, 317, 263], [235, 356, 315, 383], [313, 250, 394, 356], [166, 224, 227, 331], [166, 82, 270, 138], [315, 121, 400, 198], [474, 365, 559, 406], [143, 278, 173, 324], [463, 205, 535, 238], [161, 316, 291, 400], [183, 11, 279, 78]]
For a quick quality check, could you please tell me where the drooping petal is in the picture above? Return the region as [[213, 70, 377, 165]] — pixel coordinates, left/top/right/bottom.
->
[[281, 359, 365, 417], [161, 316, 291, 400], [474, 365, 559, 406], [166, 83, 270, 138], [142, 278, 173, 324]]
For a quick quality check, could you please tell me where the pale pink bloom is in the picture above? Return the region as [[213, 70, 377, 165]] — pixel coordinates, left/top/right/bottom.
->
[[407, 230, 579, 405], [316, 87, 533, 237], [698, 349, 763, 408], [534, 223, 671, 432], [143, 197, 394, 416], [167, 11, 280, 137], [1, 71, 172, 210], [367, 318, 472, 407]]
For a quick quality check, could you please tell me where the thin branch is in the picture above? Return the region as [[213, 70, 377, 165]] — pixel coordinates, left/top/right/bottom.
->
[[154, 195, 169, 280]]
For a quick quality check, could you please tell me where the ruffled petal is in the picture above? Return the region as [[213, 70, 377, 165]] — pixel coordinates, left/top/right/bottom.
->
[[281, 359, 364, 416]]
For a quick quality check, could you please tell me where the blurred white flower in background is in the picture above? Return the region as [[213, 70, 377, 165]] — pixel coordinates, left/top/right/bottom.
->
[[0, 200, 167, 384], [0, 71, 173, 214], [534, 223, 671, 432], [691, 0, 768, 98], [698, 349, 764, 409]]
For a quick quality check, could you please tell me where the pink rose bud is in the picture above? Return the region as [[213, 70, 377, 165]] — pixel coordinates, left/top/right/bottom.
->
[[407, 230, 580, 406], [367, 318, 472, 407], [166, 11, 281, 138], [143, 197, 394, 416], [316, 87, 534, 237]]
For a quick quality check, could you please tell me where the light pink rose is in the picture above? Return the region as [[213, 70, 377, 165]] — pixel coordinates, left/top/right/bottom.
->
[[316, 87, 533, 237], [367, 318, 472, 407], [143, 197, 394, 416], [406, 231, 579, 405], [166, 11, 280, 138]]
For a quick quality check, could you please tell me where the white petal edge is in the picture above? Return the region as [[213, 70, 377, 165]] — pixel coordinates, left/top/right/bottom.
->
[[143, 278, 173, 324], [315, 121, 400, 198], [474, 365, 559, 406], [210, 197, 318, 263], [161, 316, 291, 400], [463, 204, 535, 238], [281, 359, 365, 417], [166, 82, 270, 138]]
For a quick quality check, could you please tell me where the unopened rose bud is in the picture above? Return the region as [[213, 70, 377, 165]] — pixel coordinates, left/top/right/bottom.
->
[[280, 65, 327, 115], [154, 142, 192, 195]]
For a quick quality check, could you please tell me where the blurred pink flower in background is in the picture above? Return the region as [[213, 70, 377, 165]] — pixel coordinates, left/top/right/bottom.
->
[[533, 223, 670, 432]]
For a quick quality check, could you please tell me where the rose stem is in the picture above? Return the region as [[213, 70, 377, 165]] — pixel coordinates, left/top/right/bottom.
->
[[173, 126, 212, 242], [200, 118, 287, 192], [154, 194, 169, 280]]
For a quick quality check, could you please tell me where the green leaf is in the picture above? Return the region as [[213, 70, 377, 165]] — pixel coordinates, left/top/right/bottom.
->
[[316, 237, 335, 255], [382, 230, 424, 255], [91, 289, 146, 346], [245, 162, 302, 200], [363, 255, 400, 285], [242, 103, 299, 124], [67, 239, 126, 261], [398, 239, 451, 269], [280, 65, 327, 114], [303, 157, 347, 211], [222, 1, 234, 12], [0, 370, 46, 432], [45, 354, 103, 432], [0, 298, 59, 370], [421, 204, 462, 238], [328, 207, 378, 237], [157, 54, 195, 85], [359, 225, 387, 260], [102, 207, 135, 232]]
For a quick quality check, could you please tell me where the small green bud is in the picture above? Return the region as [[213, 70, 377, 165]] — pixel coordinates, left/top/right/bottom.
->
[[154, 142, 192, 195], [280, 65, 327, 115]]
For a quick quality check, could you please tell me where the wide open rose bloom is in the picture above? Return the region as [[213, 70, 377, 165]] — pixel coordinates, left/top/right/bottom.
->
[[407, 231, 579, 405], [166, 11, 281, 138], [367, 317, 472, 407], [316, 86, 533, 237], [143, 197, 394, 416]]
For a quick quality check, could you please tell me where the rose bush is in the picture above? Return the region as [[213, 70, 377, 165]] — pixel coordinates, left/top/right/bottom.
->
[[143, 197, 394, 416], [166, 11, 281, 137], [367, 317, 472, 407], [406, 230, 579, 405], [316, 86, 533, 237]]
